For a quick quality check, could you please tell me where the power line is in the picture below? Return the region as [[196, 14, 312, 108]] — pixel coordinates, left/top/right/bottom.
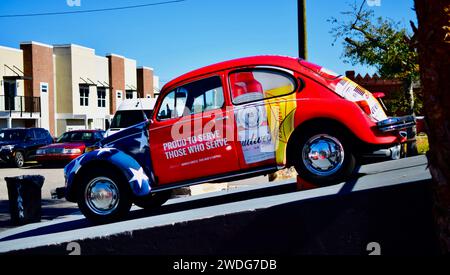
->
[[0, 0, 186, 18]]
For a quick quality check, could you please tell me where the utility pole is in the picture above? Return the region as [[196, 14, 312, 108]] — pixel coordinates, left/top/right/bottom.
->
[[298, 0, 307, 59]]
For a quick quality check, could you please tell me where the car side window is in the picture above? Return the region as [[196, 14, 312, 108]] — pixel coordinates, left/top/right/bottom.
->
[[93, 132, 101, 141], [156, 89, 186, 120], [229, 69, 297, 105], [36, 129, 48, 140], [27, 130, 36, 140], [157, 76, 224, 120]]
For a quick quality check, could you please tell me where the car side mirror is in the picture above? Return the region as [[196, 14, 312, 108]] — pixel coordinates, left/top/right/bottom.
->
[[145, 118, 154, 126]]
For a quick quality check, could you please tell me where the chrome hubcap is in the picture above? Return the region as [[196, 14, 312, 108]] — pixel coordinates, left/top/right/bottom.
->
[[15, 153, 24, 166], [302, 134, 345, 176], [85, 177, 120, 215]]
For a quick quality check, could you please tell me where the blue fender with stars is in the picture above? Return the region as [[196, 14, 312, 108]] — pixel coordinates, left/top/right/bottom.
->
[[64, 121, 155, 202]]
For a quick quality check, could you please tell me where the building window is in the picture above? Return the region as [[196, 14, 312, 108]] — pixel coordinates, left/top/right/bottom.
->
[[97, 87, 106, 108], [126, 90, 134, 99], [80, 85, 89, 106]]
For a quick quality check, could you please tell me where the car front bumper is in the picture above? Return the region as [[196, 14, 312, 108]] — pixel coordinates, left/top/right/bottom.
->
[[377, 116, 416, 132], [0, 149, 14, 162], [35, 154, 81, 162]]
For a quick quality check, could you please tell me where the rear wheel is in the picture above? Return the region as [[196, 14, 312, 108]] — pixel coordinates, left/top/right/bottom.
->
[[77, 167, 132, 224], [292, 127, 356, 185], [134, 190, 172, 210], [14, 151, 25, 168]]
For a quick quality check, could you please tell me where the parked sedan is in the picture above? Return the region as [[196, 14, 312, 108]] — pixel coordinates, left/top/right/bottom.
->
[[36, 130, 104, 165], [0, 128, 54, 168]]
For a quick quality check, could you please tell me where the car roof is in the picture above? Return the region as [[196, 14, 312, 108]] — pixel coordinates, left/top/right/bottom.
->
[[0, 127, 46, 131], [117, 98, 157, 111], [65, 129, 102, 133], [163, 55, 302, 91]]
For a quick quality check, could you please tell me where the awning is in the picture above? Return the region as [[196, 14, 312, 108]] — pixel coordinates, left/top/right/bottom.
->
[[3, 75, 32, 81], [3, 65, 31, 81], [126, 84, 137, 91], [79, 77, 97, 86], [97, 81, 112, 89]]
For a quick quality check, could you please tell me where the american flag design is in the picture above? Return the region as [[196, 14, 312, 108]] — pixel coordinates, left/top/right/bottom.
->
[[65, 121, 154, 197], [335, 77, 388, 122]]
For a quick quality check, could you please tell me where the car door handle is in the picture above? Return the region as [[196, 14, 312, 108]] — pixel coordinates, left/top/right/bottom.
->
[[215, 116, 229, 121]]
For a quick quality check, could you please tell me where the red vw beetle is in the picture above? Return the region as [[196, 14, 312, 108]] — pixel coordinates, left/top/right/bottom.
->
[[63, 56, 414, 222]]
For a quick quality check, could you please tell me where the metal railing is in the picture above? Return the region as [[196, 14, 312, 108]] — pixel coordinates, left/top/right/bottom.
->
[[0, 96, 41, 117]]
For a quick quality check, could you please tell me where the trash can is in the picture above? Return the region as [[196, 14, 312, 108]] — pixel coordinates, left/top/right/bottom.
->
[[5, 175, 45, 225]]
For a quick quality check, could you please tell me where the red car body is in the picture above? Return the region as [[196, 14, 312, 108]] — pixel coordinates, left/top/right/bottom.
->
[[64, 55, 415, 222], [36, 130, 104, 163]]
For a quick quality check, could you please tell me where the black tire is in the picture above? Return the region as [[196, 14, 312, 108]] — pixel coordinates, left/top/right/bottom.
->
[[14, 151, 25, 168], [134, 190, 172, 210], [77, 167, 132, 224], [291, 126, 356, 185]]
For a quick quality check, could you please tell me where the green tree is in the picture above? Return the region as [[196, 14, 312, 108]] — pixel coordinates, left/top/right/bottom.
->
[[329, 0, 419, 154]]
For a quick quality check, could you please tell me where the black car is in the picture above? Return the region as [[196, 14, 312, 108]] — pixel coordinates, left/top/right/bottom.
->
[[0, 128, 54, 168]]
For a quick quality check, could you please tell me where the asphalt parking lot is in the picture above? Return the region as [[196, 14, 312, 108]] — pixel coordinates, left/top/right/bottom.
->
[[0, 163, 65, 201], [0, 162, 78, 233]]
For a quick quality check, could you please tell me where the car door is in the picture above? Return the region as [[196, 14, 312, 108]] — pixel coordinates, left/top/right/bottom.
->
[[228, 68, 299, 169], [37, 129, 51, 146], [27, 129, 48, 159], [24, 129, 38, 159], [149, 75, 240, 185]]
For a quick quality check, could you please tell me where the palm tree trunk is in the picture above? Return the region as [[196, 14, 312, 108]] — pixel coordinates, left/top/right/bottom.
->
[[415, 0, 450, 253]]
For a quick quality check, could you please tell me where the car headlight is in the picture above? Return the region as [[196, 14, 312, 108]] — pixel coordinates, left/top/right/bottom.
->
[[63, 148, 82, 154], [36, 149, 45, 155], [85, 145, 100, 153], [1, 145, 15, 151]]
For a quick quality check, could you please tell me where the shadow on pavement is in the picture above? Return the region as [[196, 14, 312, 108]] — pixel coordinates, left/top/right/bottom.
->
[[0, 199, 79, 235]]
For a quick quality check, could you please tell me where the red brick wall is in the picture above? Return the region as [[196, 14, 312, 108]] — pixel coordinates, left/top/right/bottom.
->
[[345, 71, 404, 100], [108, 55, 125, 113], [21, 43, 55, 135], [137, 68, 154, 98]]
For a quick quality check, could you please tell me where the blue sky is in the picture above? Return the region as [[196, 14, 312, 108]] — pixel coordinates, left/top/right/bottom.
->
[[0, 0, 417, 84]]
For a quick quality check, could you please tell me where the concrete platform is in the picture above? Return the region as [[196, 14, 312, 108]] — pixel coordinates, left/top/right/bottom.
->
[[0, 156, 440, 255]]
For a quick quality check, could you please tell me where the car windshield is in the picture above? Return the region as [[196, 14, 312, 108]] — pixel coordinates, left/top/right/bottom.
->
[[110, 110, 150, 129], [0, 130, 26, 141], [57, 131, 95, 143]]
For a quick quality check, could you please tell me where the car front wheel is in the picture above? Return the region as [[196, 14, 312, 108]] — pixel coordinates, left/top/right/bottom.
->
[[293, 128, 356, 185], [77, 167, 132, 224]]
